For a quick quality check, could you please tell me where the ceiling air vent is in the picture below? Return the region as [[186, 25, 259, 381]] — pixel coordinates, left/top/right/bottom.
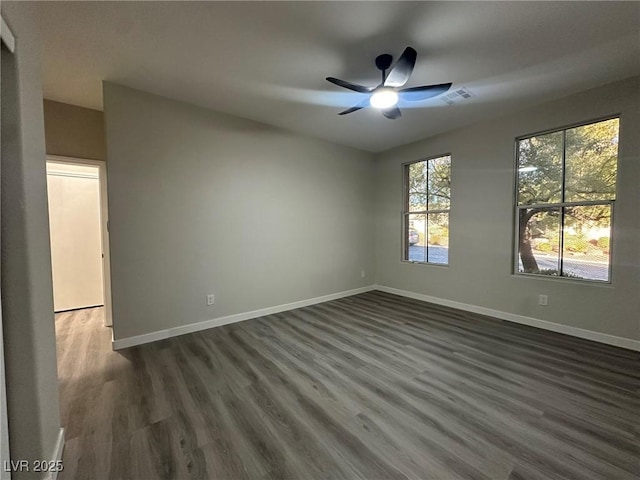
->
[[440, 87, 473, 105]]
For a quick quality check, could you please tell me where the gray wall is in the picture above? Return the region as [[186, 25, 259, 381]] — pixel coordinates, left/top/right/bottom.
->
[[103, 83, 375, 340], [1, 3, 61, 478], [43, 99, 106, 161], [374, 76, 640, 340]]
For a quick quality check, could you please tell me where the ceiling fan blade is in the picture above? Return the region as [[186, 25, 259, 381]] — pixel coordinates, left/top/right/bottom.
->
[[382, 106, 402, 119], [338, 99, 370, 115], [326, 77, 372, 93], [384, 47, 417, 87], [399, 83, 453, 101]]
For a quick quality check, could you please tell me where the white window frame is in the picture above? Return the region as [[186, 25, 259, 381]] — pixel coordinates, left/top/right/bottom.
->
[[402, 154, 451, 265]]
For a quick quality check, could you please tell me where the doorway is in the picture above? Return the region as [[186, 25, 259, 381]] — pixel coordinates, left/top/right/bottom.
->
[[46, 156, 112, 326]]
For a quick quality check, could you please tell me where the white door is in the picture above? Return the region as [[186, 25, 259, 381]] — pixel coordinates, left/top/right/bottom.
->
[[46, 162, 104, 311]]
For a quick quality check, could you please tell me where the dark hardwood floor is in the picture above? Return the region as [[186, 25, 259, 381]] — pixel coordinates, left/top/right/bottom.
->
[[55, 291, 640, 480]]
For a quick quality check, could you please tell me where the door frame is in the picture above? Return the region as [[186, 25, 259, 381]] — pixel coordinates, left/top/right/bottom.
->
[[46, 155, 113, 327]]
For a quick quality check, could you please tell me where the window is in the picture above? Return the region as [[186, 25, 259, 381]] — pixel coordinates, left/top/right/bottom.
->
[[404, 155, 451, 264], [515, 117, 619, 282]]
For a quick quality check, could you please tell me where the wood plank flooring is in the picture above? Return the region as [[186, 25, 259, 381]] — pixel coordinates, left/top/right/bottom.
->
[[55, 291, 640, 480]]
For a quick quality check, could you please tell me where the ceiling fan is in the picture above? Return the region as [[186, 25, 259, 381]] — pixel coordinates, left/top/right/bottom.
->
[[326, 46, 452, 119]]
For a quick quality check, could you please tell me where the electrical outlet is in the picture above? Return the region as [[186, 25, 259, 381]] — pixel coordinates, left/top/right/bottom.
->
[[207, 294, 215, 306], [360, 270, 366, 278], [538, 294, 548, 306]]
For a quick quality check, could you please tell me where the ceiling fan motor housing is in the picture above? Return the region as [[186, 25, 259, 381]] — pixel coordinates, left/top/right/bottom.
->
[[375, 54, 393, 71]]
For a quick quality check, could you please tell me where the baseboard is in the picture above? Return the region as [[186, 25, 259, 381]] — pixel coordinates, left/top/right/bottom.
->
[[373, 284, 640, 351], [54, 304, 103, 314], [112, 285, 375, 350], [111, 283, 639, 352], [44, 427, 64, 480]]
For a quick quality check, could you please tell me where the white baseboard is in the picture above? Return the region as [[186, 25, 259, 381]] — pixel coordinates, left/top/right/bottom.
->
[[112, 283, 639, 352], [373, 284, 640, 351], [44, 427, 64, 480], [112, 286, 375, 350]]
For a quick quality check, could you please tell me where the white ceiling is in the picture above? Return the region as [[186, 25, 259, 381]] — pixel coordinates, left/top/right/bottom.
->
[[35, 1, 639, 153]]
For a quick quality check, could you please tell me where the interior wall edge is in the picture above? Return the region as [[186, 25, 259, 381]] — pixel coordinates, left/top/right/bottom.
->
[[44, 427, 65, 480], [1, 3, 62, 475]]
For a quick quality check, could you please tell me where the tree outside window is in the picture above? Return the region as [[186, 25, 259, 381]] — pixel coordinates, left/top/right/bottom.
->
[[516, 117, 618, 282]]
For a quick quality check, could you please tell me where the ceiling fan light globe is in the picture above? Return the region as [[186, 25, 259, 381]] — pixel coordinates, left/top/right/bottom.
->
[[370, 89, 398, 109]]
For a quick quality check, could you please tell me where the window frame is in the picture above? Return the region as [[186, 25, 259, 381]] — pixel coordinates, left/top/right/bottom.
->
[[402, 153, 452, 266], [513, 115, 620, 284]]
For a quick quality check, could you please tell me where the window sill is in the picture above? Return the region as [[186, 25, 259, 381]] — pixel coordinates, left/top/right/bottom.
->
[[401, 260, 450, 268], [512, 272, 613, 287]]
